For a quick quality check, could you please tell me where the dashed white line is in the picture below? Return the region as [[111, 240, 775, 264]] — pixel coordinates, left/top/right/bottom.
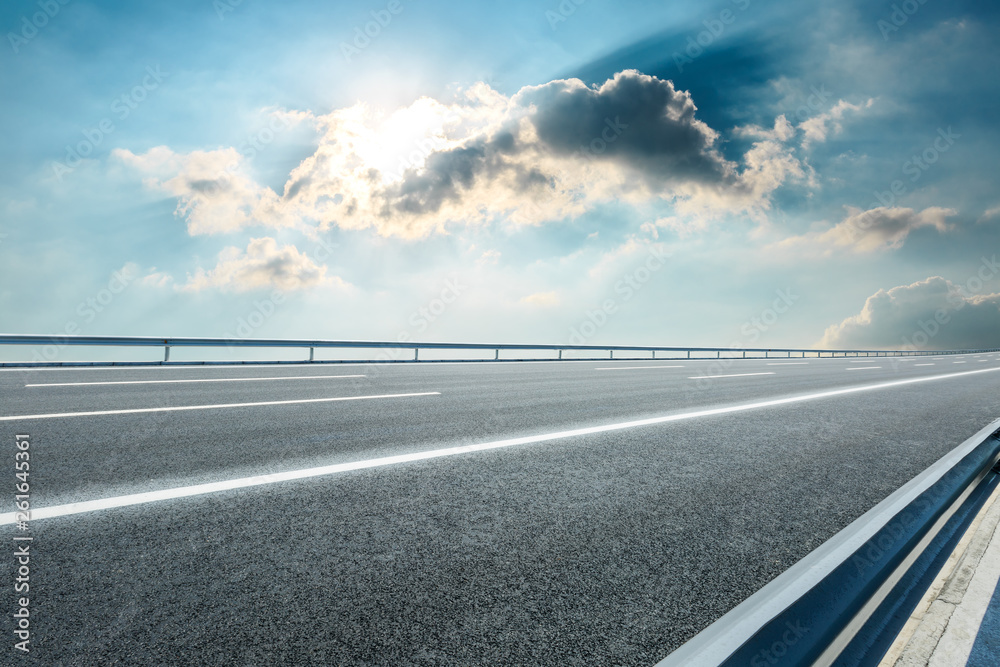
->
[[847, 366, 882, 371], [767, 362, 808, 366], [914, 364, 935, 367], [0, 391, 440, 422], [594, 366, 684, 371], [25, 375, 365, 387], [4, 365, 1000, 525], [688, 372, 775, 379]]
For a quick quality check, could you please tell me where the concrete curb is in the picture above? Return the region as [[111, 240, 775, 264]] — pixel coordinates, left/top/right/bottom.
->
[[880, 474, 1000, 666]]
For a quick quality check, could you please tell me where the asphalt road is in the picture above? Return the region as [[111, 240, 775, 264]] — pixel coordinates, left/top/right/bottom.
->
[[1, 352, 999, 665]]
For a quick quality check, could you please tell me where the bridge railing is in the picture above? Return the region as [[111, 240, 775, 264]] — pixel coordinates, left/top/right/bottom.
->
[[0, 334, 996, 366]]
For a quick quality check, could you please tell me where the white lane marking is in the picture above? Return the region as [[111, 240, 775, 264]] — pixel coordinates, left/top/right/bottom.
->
[[593, 366, 684, 371], [849, 360, 884, 363], [914, 363, 935, 367], [687, 372, 775, 380], [954, 361, 967, 364], [846, 366, 882, 371], [5, 366, 1000, 525], [0, 392, 440, 422], [767, 362, 808, 366], [25, 375, 364, 388]]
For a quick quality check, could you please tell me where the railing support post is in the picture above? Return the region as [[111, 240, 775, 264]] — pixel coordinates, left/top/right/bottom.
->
[[610, 350, 613, 359], [164, 345, 170, 363], [414, 348, 419, 361], [742, 351, 746, 359], [309, 347, 314, 362], [687, 350, 691, 359], [495, 349, 499, 361], [558, 350, 562, 360]]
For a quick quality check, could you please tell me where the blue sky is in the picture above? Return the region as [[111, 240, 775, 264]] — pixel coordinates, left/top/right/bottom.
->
[[2, 0, 999, 359]]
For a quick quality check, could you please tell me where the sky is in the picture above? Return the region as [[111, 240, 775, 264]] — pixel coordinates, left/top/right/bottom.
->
[[1, 0, 999, 360]]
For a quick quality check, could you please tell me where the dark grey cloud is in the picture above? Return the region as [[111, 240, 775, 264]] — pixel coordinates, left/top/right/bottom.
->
[[517, 70, 732, 183], [378, 132, 547, 217]]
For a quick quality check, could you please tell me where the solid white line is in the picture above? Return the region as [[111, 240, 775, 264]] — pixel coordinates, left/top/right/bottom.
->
[[688, 372, 775, 379], [767, 362, 808, 366], [0, 392, 440, 422], [593, 366, 684, 371], [25, 375, 365, 387], [846, 366, 882, 371], [3, 366, 1000, 525]]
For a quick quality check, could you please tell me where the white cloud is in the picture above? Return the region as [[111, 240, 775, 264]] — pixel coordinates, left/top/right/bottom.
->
[[180, 237, 345, 292], [141, 269, 174, 288], [734, 115, 795, 142], [476, 249, 501, 265], [799, 99, 874, 149], [817, 274, 1000, 349], [778, 206, 956, 254], [979, 206, 1000, 224], [113, 146, 284, 235], [117, 70, 807, 239], [520, 291, 560, 307]]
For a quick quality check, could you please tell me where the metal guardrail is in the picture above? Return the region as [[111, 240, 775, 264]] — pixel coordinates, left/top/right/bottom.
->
[[0, 334, 997, 366], [657, 419, 1000, 667]]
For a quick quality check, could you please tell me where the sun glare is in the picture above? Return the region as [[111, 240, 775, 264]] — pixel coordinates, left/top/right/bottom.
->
[[351, 99, 454, 184]]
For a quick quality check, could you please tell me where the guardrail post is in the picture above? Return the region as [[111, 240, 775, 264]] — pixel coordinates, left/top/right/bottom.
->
[[558, 350, 563, 360], [495, 349, 499, 361], [652, 350, 656, 359], [414, 348, 419, 361], [742, 351, 746, 359], [609, 350, 613, 359], [717, 351, 720, 359], [164, 345, 170, 363], [309, 347, 314, 362], [687, 350, 691, 359]]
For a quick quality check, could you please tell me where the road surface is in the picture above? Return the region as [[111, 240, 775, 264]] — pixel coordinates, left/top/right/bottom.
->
[[2, 352, 999, 665]]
